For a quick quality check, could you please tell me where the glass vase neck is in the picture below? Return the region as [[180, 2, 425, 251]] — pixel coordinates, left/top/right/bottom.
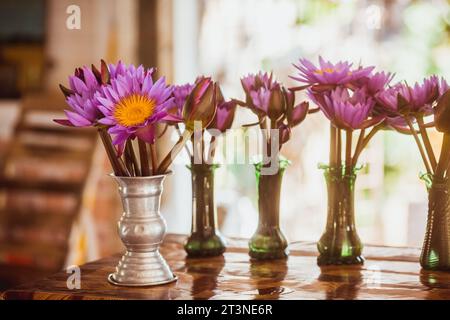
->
[[317, 164, 364, 265], [185, 161, 225, 257], [420, 173, 448, 191], [249, 158, 289, 260], [319, 164, 361, 179], [420, 174, 450, 270]]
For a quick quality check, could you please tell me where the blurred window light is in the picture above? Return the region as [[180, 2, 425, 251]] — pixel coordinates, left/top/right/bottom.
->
[[170, 0, 450, 247]]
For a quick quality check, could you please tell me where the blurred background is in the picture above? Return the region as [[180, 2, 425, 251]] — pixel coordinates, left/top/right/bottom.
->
[[1, 0, 450, 289]]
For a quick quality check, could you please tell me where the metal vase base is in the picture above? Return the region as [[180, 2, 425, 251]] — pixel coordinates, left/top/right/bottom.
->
[[108, 251, 177, 287]]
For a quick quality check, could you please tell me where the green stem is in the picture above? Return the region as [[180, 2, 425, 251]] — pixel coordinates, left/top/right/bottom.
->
[[201, 131, 206, 163], [97, 128, 128, 176], [124, 141, 135, 176], [207, 136, 217, 164], [417, 116, 437, 171], [405, 117, 433, 175], [330, 124, 337, 168], [150, 142, 158, 175], [157, 130, 193, 174], [345, 130, 352, 174], [352, 124, 381, 166], [128, 140, 141, 176], [176, 124, 192, 158], [437, 134, 450, 179], [352, 128, 365, 166], [260, 118, 270, 167], [336, 129, 342, 168], [138, 140, 150, 176]]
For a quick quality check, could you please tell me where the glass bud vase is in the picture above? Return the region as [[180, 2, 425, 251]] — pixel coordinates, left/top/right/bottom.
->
[[317, 165, 364, 266], [420, 174, 450, 271], [184, 163, 226, 257], [249, 159, 290, 260]]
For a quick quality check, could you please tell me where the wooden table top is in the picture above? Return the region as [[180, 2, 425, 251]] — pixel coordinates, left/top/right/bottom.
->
[[2, 234, 450, 300]]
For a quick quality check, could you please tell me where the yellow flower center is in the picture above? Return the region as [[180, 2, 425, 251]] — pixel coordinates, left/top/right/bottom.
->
[[314, 68, 352, 76], [315, 68, 335, 75], [113, 94, 156, 127]]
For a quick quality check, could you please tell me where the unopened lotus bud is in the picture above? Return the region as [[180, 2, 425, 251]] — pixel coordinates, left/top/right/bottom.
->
[[182, 77, 217, 130], [288, 101, 309, 127], [435, 89, 450, 133]]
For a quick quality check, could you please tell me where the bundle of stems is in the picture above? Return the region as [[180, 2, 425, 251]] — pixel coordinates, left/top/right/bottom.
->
[[328, 123, 384, 174], [257, 116, 282, 167], [403, 114, 450, 180], [175, 124, 219, 165], [98, 126, 192, 177]]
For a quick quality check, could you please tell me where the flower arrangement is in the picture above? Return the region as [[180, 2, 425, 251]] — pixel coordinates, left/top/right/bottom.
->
[[54, 61, 220, 286], [376, 76, 449, 178], [375, 75, 450, 270], [172, 77, 237, 257], [53, 56, 450, 273], [291, 57, 393, 265], [291, 56, 450, 269], [171, 77, 237, 164], [292, 57, 391, 172], [235, 71, 310, 260], [55, 60, 215, 177], [237, 72, 309, 170]]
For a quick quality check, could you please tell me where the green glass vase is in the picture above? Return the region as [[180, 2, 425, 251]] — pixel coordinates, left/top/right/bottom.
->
[[184, 163, 226, 257], [420, 174, 450, 271], [248, 159, 289, 260], [317, 165, 364, 266]]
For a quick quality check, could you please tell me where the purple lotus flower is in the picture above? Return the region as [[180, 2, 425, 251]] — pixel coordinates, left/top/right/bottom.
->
[[278, 123, 291, 145], [208, 100, 237, 132], [375, 85, 403, 113], [241, 72, 275, 93], [435, 89, 450, 133], [287, 101, 309, 127], [376, 76, 449, 116], [96, 63, 176, 151], [383, 115, 410, 132], [284, 88, 309, 127], [182, 76, 218, 129], [240, 72, 286, 121], [291, 56, 374, 87], [436, 75, 450, 95], [356, 71, 394, 95], [311, 87, 376, 130], [171, 83, 195, 118], [54, 65, 104, 127]]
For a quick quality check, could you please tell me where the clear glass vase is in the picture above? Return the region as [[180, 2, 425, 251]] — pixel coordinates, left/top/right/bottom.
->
[[317, 165, 364, 266], [184, 163, 226, 257], [248, 159, 290, 260], [420, 174, 450, 271]]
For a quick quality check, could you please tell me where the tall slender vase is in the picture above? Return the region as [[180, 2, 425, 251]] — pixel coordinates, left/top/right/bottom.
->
[[108, 173, 177, 286], [317, 165, 364, 266], [184, 163, 226, 257], [249, 159, 289, 260], [420, 174, 450, 271]]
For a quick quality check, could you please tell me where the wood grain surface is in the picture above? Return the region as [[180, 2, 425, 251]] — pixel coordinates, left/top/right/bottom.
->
[[2, 234, 450, 300]]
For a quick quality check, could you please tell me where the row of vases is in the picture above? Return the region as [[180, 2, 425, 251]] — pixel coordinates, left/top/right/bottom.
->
[[108, 160, 450, 286], [183, 161, 362, 264], [184, 161, 450, 271], [185, 160, 290, 260]]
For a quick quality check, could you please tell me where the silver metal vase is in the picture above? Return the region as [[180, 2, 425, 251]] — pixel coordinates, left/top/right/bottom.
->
[[108, 172, 177, 286]]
